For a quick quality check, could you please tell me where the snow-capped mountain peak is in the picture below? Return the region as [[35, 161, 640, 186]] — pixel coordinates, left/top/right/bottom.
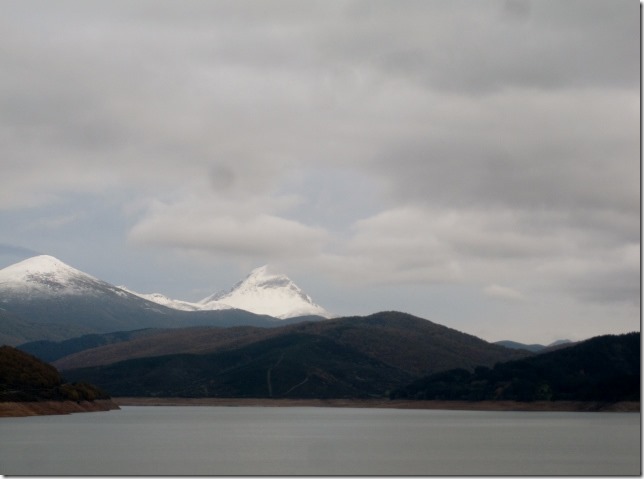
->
[[202, 265, 291, 302], [0, 254, 88, 279], [0, 255, 333, 320], [199, 265, 333, 319], [0, 255, 110, 296]]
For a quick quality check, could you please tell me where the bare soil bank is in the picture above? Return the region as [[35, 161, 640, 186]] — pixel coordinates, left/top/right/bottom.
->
[[115, 397, 640, 413], [0, 399, 120, 418]]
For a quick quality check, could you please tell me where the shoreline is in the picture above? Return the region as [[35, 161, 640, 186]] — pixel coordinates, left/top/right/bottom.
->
[[114, 397, 640, 412], [1, 397, 637, 417], [0, 399, 120, 418]]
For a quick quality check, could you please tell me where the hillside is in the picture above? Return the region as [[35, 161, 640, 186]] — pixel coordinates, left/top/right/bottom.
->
[[43, 312, 529, 376], [391, 332, 640, 402], [59, 312, 530, 399], [0, 345, 109, 403], [46, 326, 281, 370], [290, 312, 529, 376], [21, 322, 328, 369], [18, 329, 164, 363], [63, 332, 415, 398], [0, 310, 94, 347]]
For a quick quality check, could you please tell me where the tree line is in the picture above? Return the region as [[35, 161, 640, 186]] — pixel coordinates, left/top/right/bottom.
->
[[391, 332, 640, 402], [0, 345, 109, 402]]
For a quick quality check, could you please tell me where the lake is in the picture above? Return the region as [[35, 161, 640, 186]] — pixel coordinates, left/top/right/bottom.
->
[[0, 406, 640, 475]]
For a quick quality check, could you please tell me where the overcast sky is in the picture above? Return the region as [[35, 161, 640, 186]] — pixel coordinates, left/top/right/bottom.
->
[[0, 0, 639, 344]]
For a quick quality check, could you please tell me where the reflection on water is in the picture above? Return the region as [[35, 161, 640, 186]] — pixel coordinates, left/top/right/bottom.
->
[[0, 406, 640, 475]]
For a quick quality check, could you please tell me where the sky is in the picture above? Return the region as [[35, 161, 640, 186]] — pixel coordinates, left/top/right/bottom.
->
[[0, 0, 640, 344]]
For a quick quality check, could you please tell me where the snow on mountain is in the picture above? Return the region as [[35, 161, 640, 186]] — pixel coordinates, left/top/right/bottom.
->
[[199, 265, 334, 319], [117, 287, 200, 311], [0, 255, 125, 298], [118, 287, 232, 312], [0, 255, 333, 320]]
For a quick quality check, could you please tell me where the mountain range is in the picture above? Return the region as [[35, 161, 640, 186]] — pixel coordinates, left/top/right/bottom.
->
[[31, 312, 636, 402], [0, 255, 330, 345], [18, 311, 526, 374], [55, 311, 530, 398], [1, 255, 635, 403]]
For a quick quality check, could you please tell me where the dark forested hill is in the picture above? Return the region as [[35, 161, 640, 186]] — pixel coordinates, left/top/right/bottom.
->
[[48, 311, 529, 375], [63, 332, 414, 399], [0, 345, 109, 402], [391, 332, 640, 402], [60, 312, 530, 399], [291, 312, 530, 376]]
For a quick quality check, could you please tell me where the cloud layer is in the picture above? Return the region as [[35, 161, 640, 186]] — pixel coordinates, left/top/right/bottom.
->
[[0, 0, 639, 342]]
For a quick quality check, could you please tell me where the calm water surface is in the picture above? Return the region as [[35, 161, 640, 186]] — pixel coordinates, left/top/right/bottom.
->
[[0, 406, 640, 475]]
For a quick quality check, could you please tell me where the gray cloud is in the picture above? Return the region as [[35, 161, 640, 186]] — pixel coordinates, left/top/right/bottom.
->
[[483, 284, 526, 301], [0, 0, 638, 342], [319, 0, 639, 94], [566, 270, 640, 306], [127, 191, 329, 260], [129, 213, 329, 259], [3, 1, 636, 208], [375, 88, 638, 206]]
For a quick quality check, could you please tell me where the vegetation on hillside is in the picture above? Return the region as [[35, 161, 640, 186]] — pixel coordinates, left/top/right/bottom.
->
[[63, 332, 414, 398], [293, 312, 530, 376], [26, 326, 277, 368], [0, 345, 109, 402], [42, 312, 528, 375], [16, 311, 637, 404], [18, 328, 162, 363], [391, 332, 640, 402], [0, 310, 93, 347]]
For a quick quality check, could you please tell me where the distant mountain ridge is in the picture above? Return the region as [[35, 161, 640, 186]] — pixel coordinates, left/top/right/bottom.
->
[[495, 339, 574, 353], [0, 256, 326, 345]]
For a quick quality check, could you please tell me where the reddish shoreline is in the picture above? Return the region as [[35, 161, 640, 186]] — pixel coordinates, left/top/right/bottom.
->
[[114, 397, 640, 412], [0, 399, 120, 418]]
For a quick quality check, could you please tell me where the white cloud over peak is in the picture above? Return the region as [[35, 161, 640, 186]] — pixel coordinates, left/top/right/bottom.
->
[[127, 191, 329, 260]]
